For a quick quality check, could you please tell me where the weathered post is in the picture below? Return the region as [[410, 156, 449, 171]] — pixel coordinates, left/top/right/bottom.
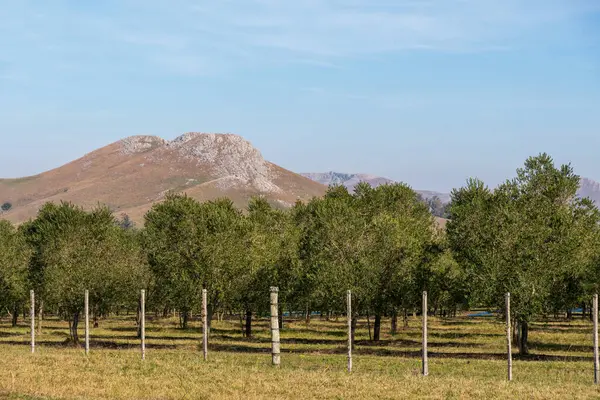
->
[[270, 287, 280, 367], [30, 290, 35, 354], [506, 293, 512, 381], [141, 289, 146, 360], [347, 290, 352, 373], [85, 290, 90, 355], [202, 288, 208, 362], [422, 291, 428, 376], [594, 294, 598, 384]]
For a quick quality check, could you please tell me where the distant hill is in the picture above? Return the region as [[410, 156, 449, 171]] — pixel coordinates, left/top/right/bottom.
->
[[578, 178, 600, 206], [303, 172, 600, 208], [301, 172, 451, 203], [0, 133, 326, 224]]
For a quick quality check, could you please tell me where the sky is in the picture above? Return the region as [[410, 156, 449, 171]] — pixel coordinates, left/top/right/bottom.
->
[[1, 0, 599, 192]]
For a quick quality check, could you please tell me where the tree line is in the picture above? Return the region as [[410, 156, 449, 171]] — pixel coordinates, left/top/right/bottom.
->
[[1, 153, 599, 354]]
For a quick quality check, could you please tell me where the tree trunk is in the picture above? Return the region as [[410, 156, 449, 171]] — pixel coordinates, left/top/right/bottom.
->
[[37, 300, 43, 335], [391, 311, 398, 335], [278, 305, 284, 330], [136, 301, 142, 339], [351, 316, 357, 349], [367, 312, 372, 341], [305, 305, 311, 325], [11, 304, 18, 327], [373, 314, 381, 341], [245, 310, 252, 338], [71, 312, 80, 344], [403, 309, 409, 329], [207, 304, 215, 335], [517, 320, 529, 355], [567, 309, 573, 321], [583, 302, 587, 320], [182, 310, 189, 329]]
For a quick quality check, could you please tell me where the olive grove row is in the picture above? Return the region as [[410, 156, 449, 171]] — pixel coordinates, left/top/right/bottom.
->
[[1, 153, 600, 354]]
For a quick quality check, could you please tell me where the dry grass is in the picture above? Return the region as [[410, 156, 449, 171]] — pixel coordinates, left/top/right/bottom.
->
[[0, 135, 327, 226], [1, 313, 600, 399]]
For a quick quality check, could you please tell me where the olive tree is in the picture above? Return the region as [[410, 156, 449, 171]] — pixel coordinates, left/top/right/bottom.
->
[[0, 221, 31, 326]]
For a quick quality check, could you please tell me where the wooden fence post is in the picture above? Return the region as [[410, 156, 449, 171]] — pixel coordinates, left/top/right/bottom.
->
[[347, 290, 352, 373], [506, 293, 512, 381], [85, 290, 90, 355], [422, 291, 428, 376], [30, 290, 35, 354], [202, 288, 208, 362], [141, 289, 146, 361], [594, 293, 598, 385], [270, 287, 280, 367]]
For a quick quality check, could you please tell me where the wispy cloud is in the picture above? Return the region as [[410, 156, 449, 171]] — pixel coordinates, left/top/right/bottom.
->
[[0, 0, 596, 78]]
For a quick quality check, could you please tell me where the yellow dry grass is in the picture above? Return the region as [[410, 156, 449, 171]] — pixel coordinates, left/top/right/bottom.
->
[[0, 136, 327, 226], [1, 314, 599, 399]]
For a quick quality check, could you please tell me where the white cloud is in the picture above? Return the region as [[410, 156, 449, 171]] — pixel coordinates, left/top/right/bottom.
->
[[0, 0, 596, 77]]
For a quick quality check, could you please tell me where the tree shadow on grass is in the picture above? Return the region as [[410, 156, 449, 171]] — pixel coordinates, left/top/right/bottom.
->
[[528, 341, 592, 353], [354, 339, 484, 349], [400, 331, 502, 340], [439, 319, 486, 326], [211, 334, 344, 346], [531, 326, 592, 334], [280, 327, 347, 338], [0, 339, 177, 350], [205, 343, 591, 362], [0, 331, 22, 338]]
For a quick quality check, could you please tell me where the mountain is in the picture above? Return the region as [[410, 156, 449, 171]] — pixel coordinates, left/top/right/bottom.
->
[[301, 172, 451, 203], [578, 178, 600, 206], [0, 133, 326, 224], [303, 172, 600, 207]]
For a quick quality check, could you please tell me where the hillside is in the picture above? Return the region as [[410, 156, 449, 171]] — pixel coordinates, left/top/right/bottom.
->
[[301, 171, 451, 203], [303, 172, 600, 206], [578, 178, 600, 205], [0, 133, 327, 224]]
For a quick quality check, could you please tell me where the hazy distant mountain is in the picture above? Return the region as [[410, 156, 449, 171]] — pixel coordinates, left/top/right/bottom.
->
[[301, 172, 451, 203], [303, 172, 600, 207], [578, 178, 600, 206]]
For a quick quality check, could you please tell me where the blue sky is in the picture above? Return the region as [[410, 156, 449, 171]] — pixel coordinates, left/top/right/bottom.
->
[[1, 0, 599, 192]]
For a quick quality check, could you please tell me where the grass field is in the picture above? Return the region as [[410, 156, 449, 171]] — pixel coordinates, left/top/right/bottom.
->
[[1, 312, 600, 399]]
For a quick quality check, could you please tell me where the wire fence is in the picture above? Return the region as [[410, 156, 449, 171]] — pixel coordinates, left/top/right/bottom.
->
[[4, 289, 600, 384]]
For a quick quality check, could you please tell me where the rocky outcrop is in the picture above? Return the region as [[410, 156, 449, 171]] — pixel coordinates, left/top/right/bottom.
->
[[120, 135, 167, 155]]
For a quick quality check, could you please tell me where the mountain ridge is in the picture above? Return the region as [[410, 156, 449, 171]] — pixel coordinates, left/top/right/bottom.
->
[[302, 171, 600, 206], [301, 171, 451, 203], [0, 133, 327, 224]]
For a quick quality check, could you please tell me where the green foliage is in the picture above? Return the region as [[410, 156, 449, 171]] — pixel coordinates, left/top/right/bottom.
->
[[2, 151, 598, 352], [0, 220, 31, 313], [447, 153, 600, 353], [143, 193, 248, 327], [425, 196, 449, 218], [294, 182, 440, 318], [117, 213, 135, 230], [20, 202, 148, 341]]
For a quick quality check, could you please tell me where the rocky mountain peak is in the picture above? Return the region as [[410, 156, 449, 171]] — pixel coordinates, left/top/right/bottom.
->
[[120, 135, 167, 155], [166, 132, 279, 193]]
